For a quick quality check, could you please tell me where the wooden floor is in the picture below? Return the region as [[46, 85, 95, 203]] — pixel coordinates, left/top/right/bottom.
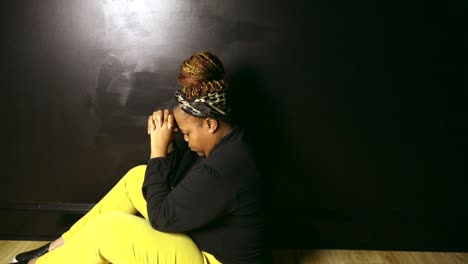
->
[[1, 240, 467, 264], [272, 248, 468, 264]]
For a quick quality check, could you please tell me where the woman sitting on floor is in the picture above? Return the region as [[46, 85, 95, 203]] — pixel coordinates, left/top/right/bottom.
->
[[11, 51, 271, 264]]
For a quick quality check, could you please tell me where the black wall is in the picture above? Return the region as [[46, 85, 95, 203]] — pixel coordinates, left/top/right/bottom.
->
[[2, 0, 467, 251]]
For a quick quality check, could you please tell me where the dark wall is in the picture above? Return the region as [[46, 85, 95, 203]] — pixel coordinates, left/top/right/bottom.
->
[[2, 0, 467, 250]]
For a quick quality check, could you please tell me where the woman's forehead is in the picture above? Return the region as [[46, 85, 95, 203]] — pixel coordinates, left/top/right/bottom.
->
[[173, 106, 194, 128]]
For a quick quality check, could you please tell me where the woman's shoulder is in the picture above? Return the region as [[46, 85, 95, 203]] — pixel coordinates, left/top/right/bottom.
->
[[203, 127, 260, 183]]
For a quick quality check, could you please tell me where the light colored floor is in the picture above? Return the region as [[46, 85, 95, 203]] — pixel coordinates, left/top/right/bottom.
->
[[1, 240, 467, 264], [272, 248, 468, 264], [1, 241, 48, 263]]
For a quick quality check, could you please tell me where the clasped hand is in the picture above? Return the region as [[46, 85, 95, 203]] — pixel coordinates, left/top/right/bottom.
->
[[147, 109, 179, 158]]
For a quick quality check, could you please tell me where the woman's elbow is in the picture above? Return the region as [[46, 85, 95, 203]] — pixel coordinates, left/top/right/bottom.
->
[[149, 216, 176, 232]]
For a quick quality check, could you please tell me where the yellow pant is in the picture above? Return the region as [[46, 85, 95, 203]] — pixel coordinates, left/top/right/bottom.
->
[[36, 165, 221, 264]]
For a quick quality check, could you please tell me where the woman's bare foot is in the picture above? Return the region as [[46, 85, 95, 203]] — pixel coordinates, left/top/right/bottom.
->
[[48, 237, 64, 251]]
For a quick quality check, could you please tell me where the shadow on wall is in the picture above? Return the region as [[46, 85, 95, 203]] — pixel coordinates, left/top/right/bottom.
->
[[228, 64, 290, 208], [94, 55, 176, 147], [79, 54, 178, 183]]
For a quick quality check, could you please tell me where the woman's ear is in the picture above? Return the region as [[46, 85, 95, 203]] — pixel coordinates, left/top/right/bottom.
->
[[206, 118, 218, 134]]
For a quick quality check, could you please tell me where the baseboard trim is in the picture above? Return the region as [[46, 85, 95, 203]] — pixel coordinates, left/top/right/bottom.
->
[[0, 201, 94, 214]]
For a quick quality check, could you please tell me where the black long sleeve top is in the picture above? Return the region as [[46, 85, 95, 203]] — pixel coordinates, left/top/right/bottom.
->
[[142, 126, 271, 264]]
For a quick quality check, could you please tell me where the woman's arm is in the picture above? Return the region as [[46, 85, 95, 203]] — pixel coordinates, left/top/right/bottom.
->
[[143, 159, 234, 232], [144, 108, 232, 232]]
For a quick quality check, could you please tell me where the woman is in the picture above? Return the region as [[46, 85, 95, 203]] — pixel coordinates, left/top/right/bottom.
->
[[11, 52, 271, 264]]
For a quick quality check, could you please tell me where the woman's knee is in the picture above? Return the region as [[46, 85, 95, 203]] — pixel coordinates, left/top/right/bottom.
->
[[125, 165, 147, 179], [86, 212, 137, 235], [123, 165, 146, 190]]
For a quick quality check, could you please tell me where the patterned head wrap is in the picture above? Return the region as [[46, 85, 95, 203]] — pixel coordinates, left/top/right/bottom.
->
[[175, 51, 231, 120], [174, 87, 231, 120]]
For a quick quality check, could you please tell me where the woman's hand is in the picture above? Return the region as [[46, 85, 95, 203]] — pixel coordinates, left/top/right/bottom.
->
[[147, 109, 178, 158]]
